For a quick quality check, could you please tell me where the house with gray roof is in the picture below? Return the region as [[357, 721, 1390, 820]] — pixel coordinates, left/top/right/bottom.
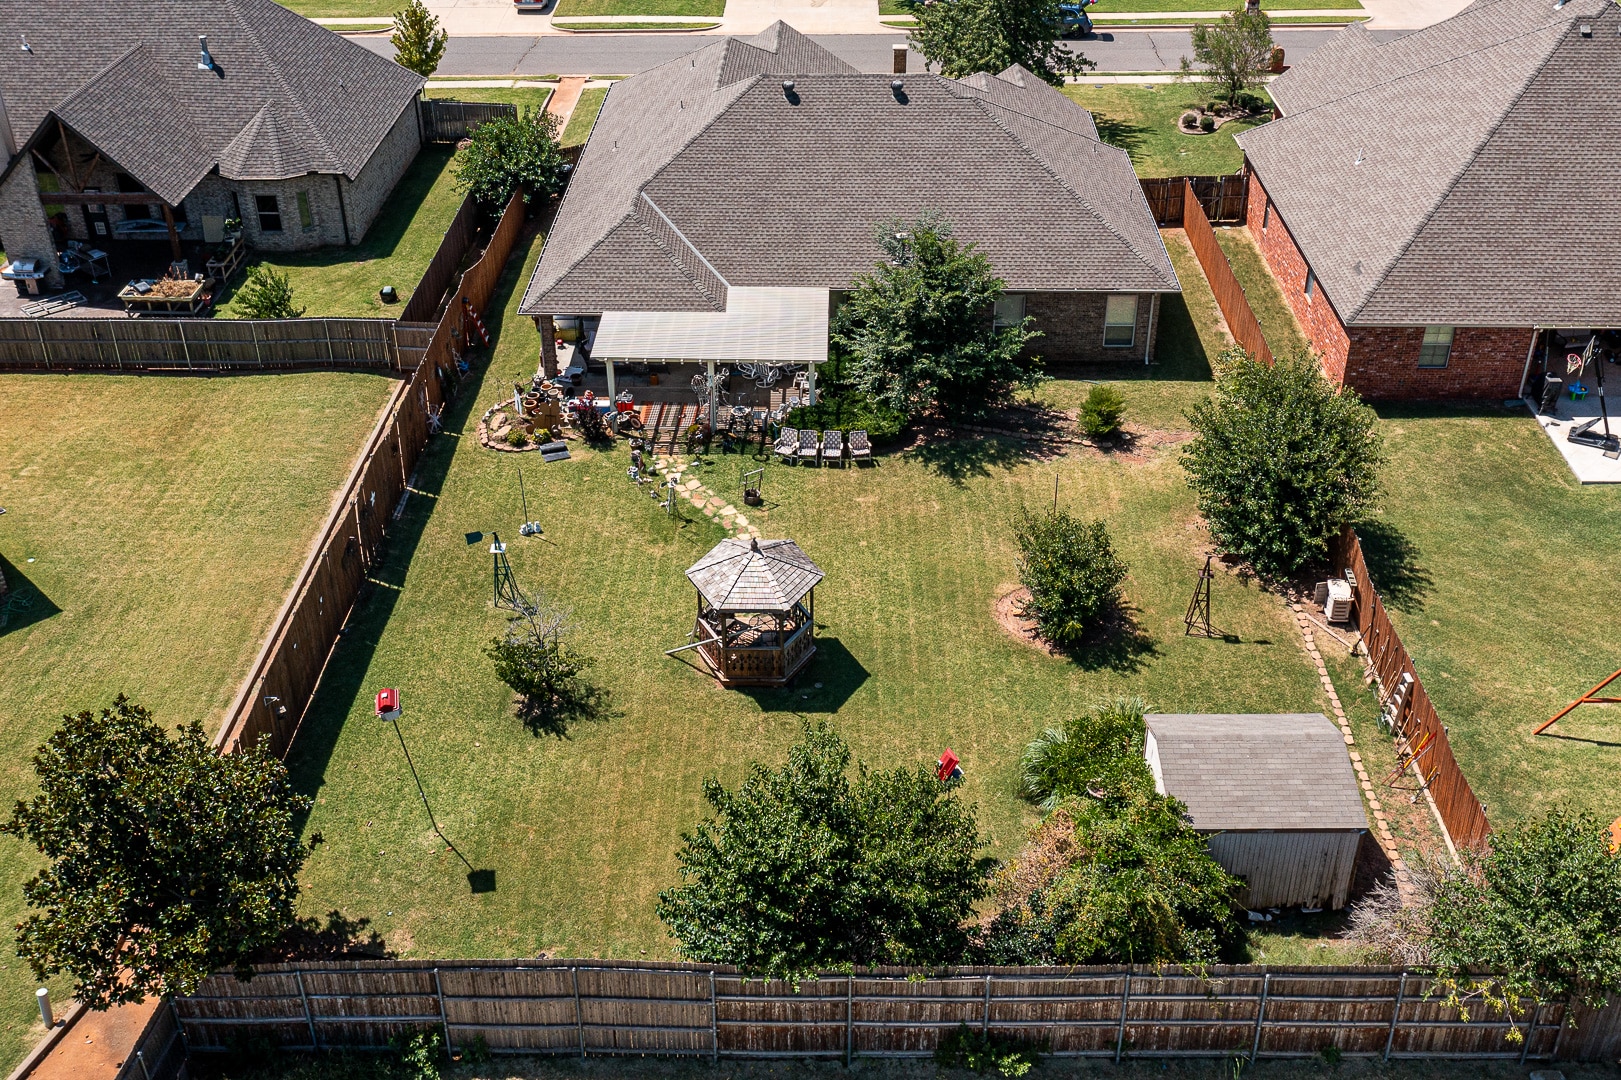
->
[[519, 23, 1178, 389], [0, 0, 424, 289], [1145, 713, 1367, 909], [1234, 0, 1621, 400]]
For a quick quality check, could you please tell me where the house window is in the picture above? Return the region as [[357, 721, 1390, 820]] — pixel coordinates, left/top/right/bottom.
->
[[1304, 268, 1316, 301], [1261, 201, 1271, 233], [1103, 294, 1138, 347], [297, 191, 315, 230], [256, 194, 283, 233], [992, 293, 1025, 329], [1418, 325, 1454, 368]]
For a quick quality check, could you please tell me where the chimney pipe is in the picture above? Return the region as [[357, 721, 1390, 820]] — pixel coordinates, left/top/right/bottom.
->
[[892, 43, 907, 74]]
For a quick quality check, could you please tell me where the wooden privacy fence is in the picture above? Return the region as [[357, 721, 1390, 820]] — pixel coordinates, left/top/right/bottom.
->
[[0, 317, 403, 371], [1140, 171, 1249, 227], [419, 99, 518, 144], [169, 960, 1621, 1063], [1182, 178, 1274, 366], [1331, 527, 1492, 851], [399, 191, 482, 324], [212, 189, 527, 758]]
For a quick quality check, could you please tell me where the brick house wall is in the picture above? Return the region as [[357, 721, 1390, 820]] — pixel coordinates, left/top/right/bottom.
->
[[1023, 290, 1162, 365], [1244, 169, 1531, 401], [0, 154, 60, 285], [336, 102, 423, 245]]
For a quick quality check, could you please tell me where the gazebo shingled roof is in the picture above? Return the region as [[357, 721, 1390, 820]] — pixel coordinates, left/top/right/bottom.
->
[[685, 537, 822, 611]]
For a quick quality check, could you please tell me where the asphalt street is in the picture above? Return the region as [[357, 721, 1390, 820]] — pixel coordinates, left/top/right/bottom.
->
[[360, 28, 1400, 76]]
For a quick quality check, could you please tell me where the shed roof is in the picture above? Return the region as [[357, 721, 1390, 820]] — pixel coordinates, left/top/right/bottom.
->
[[686, 537, 823, 611], [1145, 714, 1367, 832]]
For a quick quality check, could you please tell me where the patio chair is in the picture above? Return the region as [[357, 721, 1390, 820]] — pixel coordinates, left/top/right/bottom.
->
[[821, 429, 845, 467], [796, 428, 821, 465], [848, 429, 872, 464], [773, 426, 799, 463]]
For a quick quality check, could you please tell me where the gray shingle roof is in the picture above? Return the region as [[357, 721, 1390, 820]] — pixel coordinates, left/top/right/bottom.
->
[[1236, 0, 1621, 328], [0, 0, 423, 205], [1145, 714, 1367, 832], [521, 23, 1176, 317], [686, 537, 823, 611]]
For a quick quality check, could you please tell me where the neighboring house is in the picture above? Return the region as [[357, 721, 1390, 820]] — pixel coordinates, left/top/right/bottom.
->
[[1235, 0, 1621, 400], [1144, 713, 1367, 910], [0, 0, 425, 288], [520, 23, 1179, 378]]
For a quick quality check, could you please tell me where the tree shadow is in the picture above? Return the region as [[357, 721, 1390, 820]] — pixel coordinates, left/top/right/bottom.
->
[[258, 909, 393, 962], [1056, 604, 1160, 674], [1093, 115, 1150, 166], [902, 433, 1046, 485], [741, 636, 870, 714], [515, 679, 617, 738], [0, 555, 61, 637], [1351, 518, 1434, 614]]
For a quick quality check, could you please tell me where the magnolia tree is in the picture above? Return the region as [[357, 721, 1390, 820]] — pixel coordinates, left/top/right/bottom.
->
[[455, 109, 570, 208], [911, 0, 1096, 86]]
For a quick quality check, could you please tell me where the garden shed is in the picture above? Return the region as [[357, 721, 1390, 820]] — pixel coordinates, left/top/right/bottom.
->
[[1144, 713, 1367, 910]]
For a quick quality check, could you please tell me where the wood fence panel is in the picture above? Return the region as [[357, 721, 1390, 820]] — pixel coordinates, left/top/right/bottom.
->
[[1182, 179, 1274, 366], [0, 317, 396, 371], [1138, 172, 1248, 226], [400, 192, 481, 324], [420, 99, 517, 143]]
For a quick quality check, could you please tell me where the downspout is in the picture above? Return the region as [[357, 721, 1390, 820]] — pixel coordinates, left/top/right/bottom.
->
[[334, 174, 351, 245], [1143, 293, 1158, 366], [1517, 326, 1541, 400]]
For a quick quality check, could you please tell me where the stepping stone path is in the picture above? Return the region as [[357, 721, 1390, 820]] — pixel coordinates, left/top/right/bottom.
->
[[647, 453, 762, 540]]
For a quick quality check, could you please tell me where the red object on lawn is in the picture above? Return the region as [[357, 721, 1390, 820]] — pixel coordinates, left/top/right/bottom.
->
[[936, 749, 960, 783], [1534, 667, 1621, 736], [375, 688, 401, 720]]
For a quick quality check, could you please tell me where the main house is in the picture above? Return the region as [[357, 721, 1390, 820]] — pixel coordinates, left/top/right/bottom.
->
[[0, 0, 425, 289], [1235, 0, 1621, 400], [520, 23, 1178, 382]]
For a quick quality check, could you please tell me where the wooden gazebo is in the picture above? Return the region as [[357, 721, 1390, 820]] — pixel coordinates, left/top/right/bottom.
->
[[683, 537, 823, 687]]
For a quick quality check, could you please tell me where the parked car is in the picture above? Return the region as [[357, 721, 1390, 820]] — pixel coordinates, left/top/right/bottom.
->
[[1061, 0, 1096, 36]]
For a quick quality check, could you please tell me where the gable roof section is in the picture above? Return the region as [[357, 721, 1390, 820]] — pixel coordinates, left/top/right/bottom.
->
[[1145, 714, 1367, 832], [522, 26, 1175, 316], [1237, 0, 1620, 327], [0, 0, 422, 200]]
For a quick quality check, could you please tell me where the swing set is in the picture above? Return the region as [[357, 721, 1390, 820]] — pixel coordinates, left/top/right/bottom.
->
[[1533, 668, 1621, 736]]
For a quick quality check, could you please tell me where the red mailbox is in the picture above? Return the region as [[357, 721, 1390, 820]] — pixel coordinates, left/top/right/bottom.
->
[[375, 688, 401, 720]]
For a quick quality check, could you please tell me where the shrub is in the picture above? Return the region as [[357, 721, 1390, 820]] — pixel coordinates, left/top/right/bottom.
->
[[1019, 697, 1153, 810], [1013, 507, 1127, 647], [1182, 346, 1383, 579], [935, 1024, 1045, 1077], [484, 610, 606, 736], [392, 1028, 444, 1080], [234, 264, 305, 319], [455, 108, 568, 208], [504, 427, 529, 447], [784, 354, 907, 445], [1078, 383, 1127, 439], [1199, 114, 1217, 132]]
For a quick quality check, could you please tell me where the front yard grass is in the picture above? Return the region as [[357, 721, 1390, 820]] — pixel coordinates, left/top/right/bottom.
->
[[552, 0, 725, 15], [1064, 83, 1271, 178], [284, 226, 1335, 967], [562, 87, 610, 147], [278, 0, 398, 17], [0, 372, 396, 1074], [425, 86, 553, 113]]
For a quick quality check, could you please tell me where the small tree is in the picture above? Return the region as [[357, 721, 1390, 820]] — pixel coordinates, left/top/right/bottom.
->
[[455, 109, 569, 208], [657, 723, 989, 977], [485, 609, 604, 735], [911, 0, 1096, 87], [1014, 507, 1128, 647], [1019, 697, 1153, 810], [1181, 8, 1275, 106], [0, 696, 315, 1008], [391, 0, 447, 78], [234, 264, 304, 319], [1078, 383, 1127, 440], [1182, 346, 1383, 579], [836, 214, 1043, 422], [1427, 810, 1621, 1033]]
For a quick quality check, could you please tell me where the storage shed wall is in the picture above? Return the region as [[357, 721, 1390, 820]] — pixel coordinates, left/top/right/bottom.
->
[[1206, 830, 1361, 910]]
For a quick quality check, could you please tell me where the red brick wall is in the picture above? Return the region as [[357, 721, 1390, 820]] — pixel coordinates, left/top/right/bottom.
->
[[1244, 169, 1532, 401]]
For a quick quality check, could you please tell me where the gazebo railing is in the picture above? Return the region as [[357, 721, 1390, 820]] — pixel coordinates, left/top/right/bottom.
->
[[693, 619, 815, 683]]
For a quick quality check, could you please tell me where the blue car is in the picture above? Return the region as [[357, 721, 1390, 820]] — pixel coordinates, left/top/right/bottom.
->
[[1060, 0, 1095, 36]]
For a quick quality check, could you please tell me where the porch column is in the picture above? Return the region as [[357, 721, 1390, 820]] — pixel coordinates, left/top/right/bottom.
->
[[538, 316, 559, 378], [605, 357, 617, 432], [162, 205, 182, 262], [707, 357, 717, 430], [805, 363, 817, 406]]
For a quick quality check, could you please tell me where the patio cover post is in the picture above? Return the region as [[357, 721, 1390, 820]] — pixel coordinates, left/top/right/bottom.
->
[[162, 205, 182, 262], [1517, 327, 1541, 400], [707, 357, 717, 430], [605, 357, 618, 432], [806, 363, 816, 406]]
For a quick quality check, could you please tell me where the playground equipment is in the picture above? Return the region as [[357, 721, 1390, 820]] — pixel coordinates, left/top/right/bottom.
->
[[1534, 667, 1621, 736]]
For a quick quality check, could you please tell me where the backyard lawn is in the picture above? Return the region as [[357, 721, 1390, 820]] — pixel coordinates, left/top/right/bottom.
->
[[284, 225, 1337, 966], [1213, 226, 1309, 359], [0, 373, 396, 1074], [562, 88, 611, 148], [1064, 83, 1271, 178]]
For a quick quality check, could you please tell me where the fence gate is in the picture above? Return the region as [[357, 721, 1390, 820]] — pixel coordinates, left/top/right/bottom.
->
[[420, 100, 518, 143], [1139, 172, 1248, 227]]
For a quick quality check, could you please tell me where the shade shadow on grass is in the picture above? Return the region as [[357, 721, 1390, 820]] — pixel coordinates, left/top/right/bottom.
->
[[902, 433, 1044, 485], [734, 636, 870, 714], [260, 909, 394, 962], [1351, 518, 1434, 614], [0, 555, 61, 637], [514, 678, 617, 738], [1093, 115, 1150, 166], [1057, 605, 1160, 674]]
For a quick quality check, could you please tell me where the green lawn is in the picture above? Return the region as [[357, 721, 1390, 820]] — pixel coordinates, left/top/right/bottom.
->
[[553, 18, 722, 27], [0, 373, 395, 1074], [562, 87, 610, 147], [215, 147, 464, 319], [1213, 226, 1309, 359], [1064, 83, 1271, 178], [283, 223, 1333, 968], [552, 0, 724, 15], [278, 0, 397, 17], [1095, 0, 1361, 9], [425, 86, 553, 113]]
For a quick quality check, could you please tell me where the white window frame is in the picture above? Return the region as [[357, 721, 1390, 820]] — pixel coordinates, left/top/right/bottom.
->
[[1418, 325, 1454, 369], [1103, 294, 1138, 348]]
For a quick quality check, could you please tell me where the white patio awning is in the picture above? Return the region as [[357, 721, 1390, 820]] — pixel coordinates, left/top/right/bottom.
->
[[592, 287, 829, 365]]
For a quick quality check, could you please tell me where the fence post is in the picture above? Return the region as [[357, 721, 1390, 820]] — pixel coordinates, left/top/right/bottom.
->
[[434, 967, 452, 1056], [710, 970, 718, 1064], [169, 998, 190, 1060], [845, 974, 854, 1066], [177, 320, 192, 369], [1249, 972, 1271, 1063], [35, 320, 50, 370], [1383, 972, 1405, 1061], [325, 320, 336, 363], [1519, 1001, 1542, 1064], [296, 968, 318, 1051], [1115, 970, 1131, 1063], [573, 966, 585, 1058], [108, 320, 121, 369], [982, 974, 991, 1032], [252, 321, 264, 368]]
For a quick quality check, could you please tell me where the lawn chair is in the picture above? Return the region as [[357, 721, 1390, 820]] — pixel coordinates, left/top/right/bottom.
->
[[821, 429, 844, 467], [848, 429, 872, 465], [796, 428, 821, 465], [773, 426, 799, 463]]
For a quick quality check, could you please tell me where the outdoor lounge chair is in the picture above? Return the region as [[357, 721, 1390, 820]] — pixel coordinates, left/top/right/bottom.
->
[[796, 428, 821, 465], [848, 429, 872, 464], [773, 426, 799, 463], [821, 429, 844, 467]]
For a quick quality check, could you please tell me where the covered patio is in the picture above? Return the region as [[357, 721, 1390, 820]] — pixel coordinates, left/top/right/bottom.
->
[[1521, 328, 1621, 484]]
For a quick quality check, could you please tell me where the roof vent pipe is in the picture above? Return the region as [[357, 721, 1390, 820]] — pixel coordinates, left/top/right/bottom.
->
[[782, 79, 799, 103], [20, 34, 32, 53], [1579, 21, 1592, 34], [891, 79, 903, 91], [197, 35, 216, 72]]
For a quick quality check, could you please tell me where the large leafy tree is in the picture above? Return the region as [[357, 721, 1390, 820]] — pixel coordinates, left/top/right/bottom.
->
[[836, 215, 1043, 422], [1182, 8, 1275, 106], [910, 0, 1095, 86], [391, 0, 448, 77], [455, 108, 569, 208], [1, 697, 316, 1007], [1182, 346, 1383, 579], [657, 723, 989, 977]]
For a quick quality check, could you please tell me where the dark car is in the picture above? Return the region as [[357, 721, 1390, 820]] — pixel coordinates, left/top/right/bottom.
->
[[1060, 0, 1095, 36]]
